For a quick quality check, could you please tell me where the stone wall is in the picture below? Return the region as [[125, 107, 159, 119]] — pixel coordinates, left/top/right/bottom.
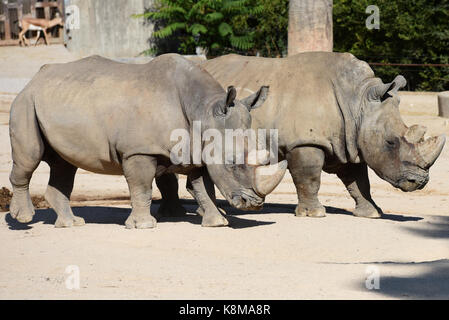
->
[[65, 0, 153, 58]]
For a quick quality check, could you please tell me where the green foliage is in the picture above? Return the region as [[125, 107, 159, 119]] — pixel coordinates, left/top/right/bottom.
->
[[134, 0, 448, 90], [333, 0, 449, 91], [133, 0, 288, 57]]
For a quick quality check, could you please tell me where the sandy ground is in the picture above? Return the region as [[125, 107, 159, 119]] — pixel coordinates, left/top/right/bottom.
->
[[0, 46, 449, 300]]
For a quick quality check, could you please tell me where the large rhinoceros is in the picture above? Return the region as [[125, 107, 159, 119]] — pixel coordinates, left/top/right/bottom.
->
[[8, 53, 287, 229], [200, 52, 445, 218]]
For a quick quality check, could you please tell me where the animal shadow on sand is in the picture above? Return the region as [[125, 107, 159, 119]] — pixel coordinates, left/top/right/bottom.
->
[[4, 200, 274, 231], [5, 198, 422, 230], [215, 199, 422, 222]]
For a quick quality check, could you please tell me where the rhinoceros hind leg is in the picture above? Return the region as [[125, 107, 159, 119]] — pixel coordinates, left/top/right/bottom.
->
[[9, 94, 45, 223], [336, 163, 383, 219], [9, 146, 44, 224], [44, 153, 84, 228], [9, 164, 36, 224], [287, 147, 326, 218], [187, 168, 228, 227], [155, 173, 186, 218], [123, 155, 158, 229]]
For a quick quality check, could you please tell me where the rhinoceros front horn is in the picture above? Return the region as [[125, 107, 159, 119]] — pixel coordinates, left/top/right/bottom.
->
[[253, 160, 288, 196], [417, 134, 446, 169]]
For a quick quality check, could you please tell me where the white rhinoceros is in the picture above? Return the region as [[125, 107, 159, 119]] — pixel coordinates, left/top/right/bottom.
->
[[8, 54, 287, 229], [202, 52, 445, 218]]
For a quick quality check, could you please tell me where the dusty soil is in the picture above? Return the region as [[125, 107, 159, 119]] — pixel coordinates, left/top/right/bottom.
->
[[0, 46, 448, 300]]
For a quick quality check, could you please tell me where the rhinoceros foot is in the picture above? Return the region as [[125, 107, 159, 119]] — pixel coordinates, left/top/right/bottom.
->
[[55, 216, 85, 228], [196, 206, 226, 217], [201, 211, 229, 227], [125, 210, 157, 229], [353, 204, 383, 219], [9, 191, 35, 223], [295, 204, 326, 218], [157, 200, 186, 218]]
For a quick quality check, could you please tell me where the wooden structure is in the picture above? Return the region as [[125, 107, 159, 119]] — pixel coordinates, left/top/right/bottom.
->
[[0, 0, 64, 46]]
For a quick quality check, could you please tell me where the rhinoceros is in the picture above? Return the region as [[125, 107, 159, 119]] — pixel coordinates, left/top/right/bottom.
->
[[8, 53, 287, 229], [157, 52, 445, 219], [200, 52, 446, 218]]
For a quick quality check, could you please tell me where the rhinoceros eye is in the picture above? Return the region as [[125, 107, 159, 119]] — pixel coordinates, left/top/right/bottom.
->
[[386, 138, 398, 149]]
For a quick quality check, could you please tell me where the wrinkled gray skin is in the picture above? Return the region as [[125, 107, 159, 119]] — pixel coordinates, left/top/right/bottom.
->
[[159, 52, 445, 219], [8, 54, 283, 228]]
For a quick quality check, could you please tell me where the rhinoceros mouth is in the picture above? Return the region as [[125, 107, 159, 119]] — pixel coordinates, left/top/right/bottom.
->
[[397, 174, 429, 192], [394, 167, 429, 192], [231, 189, 264, 211]]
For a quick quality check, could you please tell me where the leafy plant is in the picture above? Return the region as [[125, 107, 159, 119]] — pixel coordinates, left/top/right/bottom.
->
[[133, 0, 288, 57], [133, 0, 260, 56]]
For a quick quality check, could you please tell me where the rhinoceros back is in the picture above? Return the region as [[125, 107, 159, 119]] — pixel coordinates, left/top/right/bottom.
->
[[16, 54, 193, 174], [204, 52, 376, 163]]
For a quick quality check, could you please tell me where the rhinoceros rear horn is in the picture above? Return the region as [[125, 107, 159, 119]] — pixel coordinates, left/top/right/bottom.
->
[[253, 160, 288, 196], [417, 134, 446, 169]]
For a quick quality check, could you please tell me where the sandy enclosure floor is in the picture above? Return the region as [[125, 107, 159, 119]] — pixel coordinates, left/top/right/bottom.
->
[[0, 46, 449, 299]]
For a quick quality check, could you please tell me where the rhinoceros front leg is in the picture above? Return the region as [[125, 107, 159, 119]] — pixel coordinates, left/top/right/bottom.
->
[[155, 173, 186, 218], [187, 168, 228, 227], [287, 147, 326, 218], [123, 155, 158, 229], [336, 163, 383, 218], [44, 153, 85, 228]]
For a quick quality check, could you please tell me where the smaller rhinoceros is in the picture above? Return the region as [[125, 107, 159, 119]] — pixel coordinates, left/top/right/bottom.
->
[[201, 52, 445, 219], [8, 54, 287, 229]]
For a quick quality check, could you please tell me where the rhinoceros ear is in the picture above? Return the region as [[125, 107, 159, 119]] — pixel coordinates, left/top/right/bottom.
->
[[368, 75, 407, 102], [241, 86, 269, 111], [225, 86, 237, 107], [384, 75, 407, 99], [215, 86, 237, 116]]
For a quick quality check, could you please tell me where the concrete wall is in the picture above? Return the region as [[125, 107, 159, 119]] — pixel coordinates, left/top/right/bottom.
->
[[65, 0, 153, 58]]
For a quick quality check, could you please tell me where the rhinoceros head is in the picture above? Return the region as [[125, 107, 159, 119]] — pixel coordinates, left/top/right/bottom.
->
[[203, 85, 287, 210], [358, 75, 446, 192]]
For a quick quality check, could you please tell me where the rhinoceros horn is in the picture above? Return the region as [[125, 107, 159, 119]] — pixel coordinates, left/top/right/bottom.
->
[[253, 160, 288, 196], [416, 134, 446, 169]]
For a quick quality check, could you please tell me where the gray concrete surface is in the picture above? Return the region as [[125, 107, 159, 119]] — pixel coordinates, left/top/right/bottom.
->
[[65, 0, 154, 58]]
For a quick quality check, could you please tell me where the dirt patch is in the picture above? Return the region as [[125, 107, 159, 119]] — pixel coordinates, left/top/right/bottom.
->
[[0, 187, 49, 212], [0, 187, 12, 211], [31, 195, 49, 209]]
